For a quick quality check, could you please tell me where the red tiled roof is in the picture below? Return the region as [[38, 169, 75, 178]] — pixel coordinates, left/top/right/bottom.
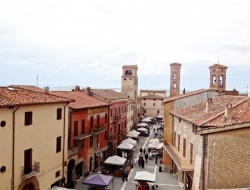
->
[[0, 86, 74, 108], [51, 91, 109, 109], [10, 85, 44, 92], [170, 95, 250, 127], [163, 89, 209, 103], [82, 88, 128, 101], [140, 94, 165, 99]]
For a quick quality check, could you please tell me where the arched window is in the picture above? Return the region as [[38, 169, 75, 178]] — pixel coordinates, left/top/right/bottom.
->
[[173, 82, 177, 88], [173, 73, 177, 79], [220, 75, 223, 86], [213, 75, 216, 85]]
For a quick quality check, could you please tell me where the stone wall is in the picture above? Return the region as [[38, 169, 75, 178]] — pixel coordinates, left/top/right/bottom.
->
[[206, 128, 250, 189]]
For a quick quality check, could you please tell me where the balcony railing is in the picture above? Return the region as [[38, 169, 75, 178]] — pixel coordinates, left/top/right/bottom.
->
[[21, 161, 40, 180], [113, 115, 121, 122]]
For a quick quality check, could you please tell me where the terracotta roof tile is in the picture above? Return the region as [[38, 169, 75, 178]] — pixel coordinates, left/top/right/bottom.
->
[[0, 86, 74, 107], [140, 94, 165, 99], [163, 89, 209, 103], [82, 88, 128, 101], [51, 91, 109, 109], [170, 95, 250, 127]]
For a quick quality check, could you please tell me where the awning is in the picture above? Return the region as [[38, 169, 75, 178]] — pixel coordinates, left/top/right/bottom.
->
[[164, 143, 194, 171], [74, 134, 92, 141]]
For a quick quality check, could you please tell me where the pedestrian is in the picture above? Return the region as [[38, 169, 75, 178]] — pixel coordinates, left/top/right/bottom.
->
[[138, 158, 141, 167], [140, 147, 142, 154], [155, 155, 158, 165], [143, 148, 146, 155], [141, 158, 145, 168], [145, 152, 148, 163], [122, 168, 128, 182]]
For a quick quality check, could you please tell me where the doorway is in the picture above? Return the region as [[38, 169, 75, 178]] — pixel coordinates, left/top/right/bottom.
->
[[89, 156, 93, 172]]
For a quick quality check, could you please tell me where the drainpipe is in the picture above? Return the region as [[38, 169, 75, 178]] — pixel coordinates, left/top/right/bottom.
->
[[12, 106, 20, 190], [202, 135, 205, 190], [62, 103, 70, 183]]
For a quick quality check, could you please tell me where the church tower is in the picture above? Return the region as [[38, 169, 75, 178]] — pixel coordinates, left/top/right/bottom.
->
[[209, 63, 227, 91], [170, 62, 181, 97], [121, 65, 138, 103]]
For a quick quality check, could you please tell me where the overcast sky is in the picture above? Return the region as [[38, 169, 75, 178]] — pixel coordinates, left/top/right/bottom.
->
[[1, 0, 250, 93]]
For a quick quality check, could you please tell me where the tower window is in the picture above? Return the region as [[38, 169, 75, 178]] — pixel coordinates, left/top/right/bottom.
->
[[125, 70, 132, 75], [213, 75, 216, 85], [220, 75, 223, 86], [129, 78, 132, 81], [174, 73, 177, 79], [173, 82, 177, 89], [124, 78, 127, 81]]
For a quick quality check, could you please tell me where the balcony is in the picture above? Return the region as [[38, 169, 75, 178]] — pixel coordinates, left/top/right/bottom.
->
[[21, 162, 40, 180], [68, 146, 78, 157], [108, 135, 116, 142], [74, 127, 105, 141], [113, 115, 121, 123]]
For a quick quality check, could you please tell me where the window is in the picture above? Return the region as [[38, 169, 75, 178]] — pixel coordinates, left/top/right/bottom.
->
[[1, 121, 6, 127], [90, 116, 94, 128], [55, 170, 60, 178], [57, 108, 62, 120], [178, 135, 180, 151], [178, 118, 181, 123], [24, 149, 32, 174], [143, 103, 146, 106], [25, 112, 32, 126], [192, 124, 197, 132], [190, 143, 193, 164], [110, 109, 112, 117], [173, 82, 177, 88], [81, 119, 85, 134], [80, 139, 85, 150], [174, 73, 177, 79], [97, 115, 100, 126], [183, 138, 186, 157], [74, 121, 78, 136], [153, 103, 155, 106], [56, 136, 61, 153], [90, 136, 93, 147], [173, 131, 176, 146], [105, 131, 107, 140], [105, 113, 108, 123]]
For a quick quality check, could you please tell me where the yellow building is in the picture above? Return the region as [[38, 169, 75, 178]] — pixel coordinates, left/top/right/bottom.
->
[[0, 86, 73, 190]]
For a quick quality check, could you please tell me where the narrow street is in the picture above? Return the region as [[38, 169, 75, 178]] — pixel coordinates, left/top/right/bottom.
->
[[75, 124, 183, 190]]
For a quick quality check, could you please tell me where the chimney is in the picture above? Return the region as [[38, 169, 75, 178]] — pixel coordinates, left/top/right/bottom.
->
[[87, 87, 91, 96], [225, 103, 233, 120], [44, 86, 49, 94], [75, 85, 80, 91], [206, 98, 213, 112]]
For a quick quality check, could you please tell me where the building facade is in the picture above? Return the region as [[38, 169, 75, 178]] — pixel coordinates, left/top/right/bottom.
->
[[140, 90, 166, 118], [127, 99, 134, 132], [0, 86, 73, 190], [168, 95, 250, 190]]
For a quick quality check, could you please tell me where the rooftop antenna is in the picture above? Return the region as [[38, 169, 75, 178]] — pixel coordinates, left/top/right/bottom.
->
[[36, 75, 40, 87]]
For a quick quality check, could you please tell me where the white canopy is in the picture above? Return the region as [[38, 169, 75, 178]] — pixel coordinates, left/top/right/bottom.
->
[[137, 123, 149, 127], [104, 155, 126, 165], [146, 117, 153, 120], [134, 171, 156, 182], [51, 187, 75, 190], [117, 142, 134, 150], [148, 142, 164, 149], [137, 127, 147, 132], [141, 118, 151, 122], [131, 130, 140, 135], [126, 132, 139, 138], [121, 138, 137, 145], [149, 139, 159, 144]]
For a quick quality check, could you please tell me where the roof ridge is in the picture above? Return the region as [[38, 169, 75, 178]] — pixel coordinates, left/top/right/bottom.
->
[[198, 97, 249, 126]]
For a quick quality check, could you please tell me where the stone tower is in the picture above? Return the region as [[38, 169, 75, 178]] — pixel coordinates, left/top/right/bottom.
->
[[121, 65, 138, 103], [209, 63, 228, 91], [170, 62, 181, 97]]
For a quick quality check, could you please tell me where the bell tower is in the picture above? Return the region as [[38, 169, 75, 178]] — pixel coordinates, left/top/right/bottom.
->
[[170, 62, 181, 97], [209, 63, 227, 91], [121, 65, 138, 103]]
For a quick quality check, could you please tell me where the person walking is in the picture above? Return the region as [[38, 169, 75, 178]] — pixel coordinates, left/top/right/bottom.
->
[[138, 158, 141, 167], [122, 168, 128, 182], [143, 148, 146, 155], [140, 147, 143, 154], [155, 155, 158, 165], [145, 152, 148, 163], [141, 158, 145, 168]]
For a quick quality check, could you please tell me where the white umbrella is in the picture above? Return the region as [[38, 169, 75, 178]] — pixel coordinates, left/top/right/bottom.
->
[[117, 142, 134, 150], [134, 171, 156, 182], [141, 118, 151, 122], [149, 139, 159, 144], [137, 127, 147, 132], [127, 132, 138, 138], [148, 142, 163, 149], [157, 143, 164, 149], [121, 138, 137, 145], [137, 123, 148, 127], [130, 130, 140, 135], [146, 117, 153, 120], [104, 155, 126, 165]]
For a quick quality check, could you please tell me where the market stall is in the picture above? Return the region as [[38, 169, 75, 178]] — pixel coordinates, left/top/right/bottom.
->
[[82, 173, 113, 190], [134, 171, 157, 190]]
